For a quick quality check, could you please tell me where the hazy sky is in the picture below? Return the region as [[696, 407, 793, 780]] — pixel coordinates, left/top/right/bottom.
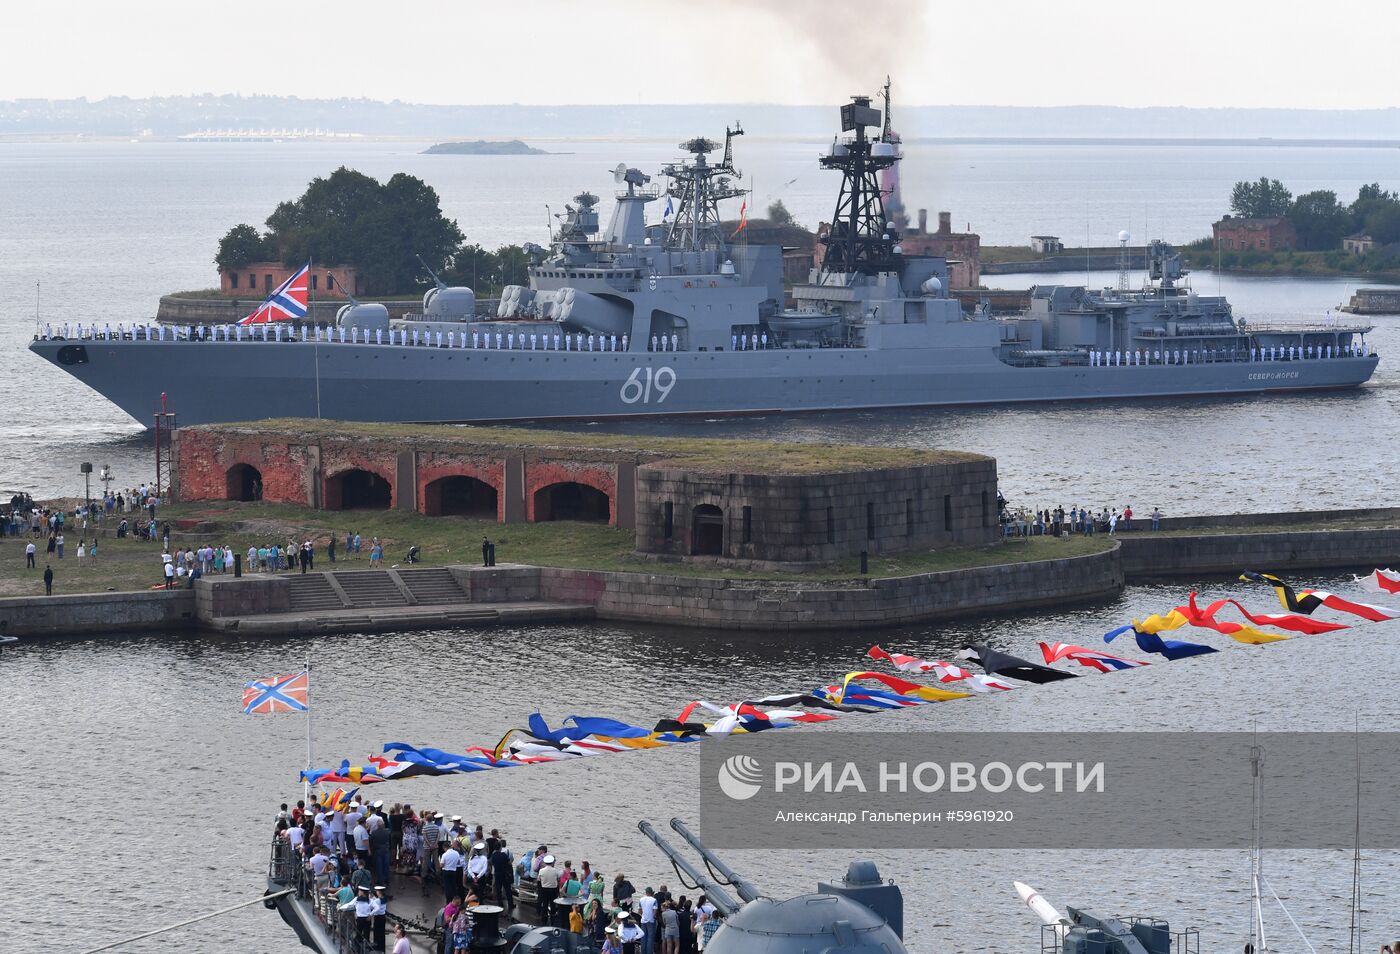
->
[[3, 0, 1396, 109]]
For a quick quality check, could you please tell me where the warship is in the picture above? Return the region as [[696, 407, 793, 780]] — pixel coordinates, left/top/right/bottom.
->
[[30, 85, 1379, 427]]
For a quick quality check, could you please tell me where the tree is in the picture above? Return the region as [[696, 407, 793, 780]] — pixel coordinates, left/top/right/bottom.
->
[[1288, 190, 1350, 251], [1350, 182, 1400, 242], [1229, 177, 1293, 219], [214, 223, 270, 270], [443, 244, 501, 292], [250, 167, 463, 295], [766, 199, 795, 226]]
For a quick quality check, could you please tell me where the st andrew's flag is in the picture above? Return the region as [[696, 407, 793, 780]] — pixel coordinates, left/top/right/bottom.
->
[[239, 262, 311, 325], [243, 670, 310, 714]]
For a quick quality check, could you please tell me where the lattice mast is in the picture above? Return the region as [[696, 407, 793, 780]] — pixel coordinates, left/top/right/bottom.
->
[[663, 123, 746, 252], [819, 85, 901, 282]]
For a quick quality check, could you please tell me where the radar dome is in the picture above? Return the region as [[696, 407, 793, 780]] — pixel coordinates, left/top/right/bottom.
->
[[871, 141, 897, 158], [1118, 229, 1131, 243], [920, 276, 943, 295], [720, 259, 736, 276]]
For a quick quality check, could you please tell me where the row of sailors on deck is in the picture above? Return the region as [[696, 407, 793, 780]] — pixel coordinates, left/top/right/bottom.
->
[[43, 323, 773, 354], [1087, 343, 1368, 367]]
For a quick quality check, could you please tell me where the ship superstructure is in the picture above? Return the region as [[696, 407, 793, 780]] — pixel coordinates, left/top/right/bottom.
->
[[29, 85, 1379, 427]]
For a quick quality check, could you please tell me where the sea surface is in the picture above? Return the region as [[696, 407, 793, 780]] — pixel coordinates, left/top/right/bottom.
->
[[2, 139, 1398, 952], [8, 576, 1399, 953]]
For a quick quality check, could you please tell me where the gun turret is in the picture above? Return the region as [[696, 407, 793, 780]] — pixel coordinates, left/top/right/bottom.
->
[[667, 819, 763, 904], [636, 821, 741, 916]]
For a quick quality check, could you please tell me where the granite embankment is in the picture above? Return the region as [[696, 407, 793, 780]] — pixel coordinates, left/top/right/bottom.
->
[[3, 508, 1396, 638]]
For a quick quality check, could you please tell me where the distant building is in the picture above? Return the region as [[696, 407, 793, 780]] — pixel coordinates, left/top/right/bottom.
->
[[1212, 216, 1296, 252], [895, 210, 981, 289], [1030, 235, 1064, 255], [1343, 232, 1375, 254], [219, 262, 360, 298]]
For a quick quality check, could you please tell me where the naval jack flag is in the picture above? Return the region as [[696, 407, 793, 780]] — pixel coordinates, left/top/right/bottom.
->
[[239, 262, 311, 325]]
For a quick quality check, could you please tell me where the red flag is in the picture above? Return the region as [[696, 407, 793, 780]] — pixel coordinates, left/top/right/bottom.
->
[[730, 200, 747, 238]]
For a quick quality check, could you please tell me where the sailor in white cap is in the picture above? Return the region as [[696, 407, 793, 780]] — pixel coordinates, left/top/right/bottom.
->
[[536, 854, 561, 922], [371, 885, 389, 951], [467, 841, 489, 895], [354, 886, 373, 945]]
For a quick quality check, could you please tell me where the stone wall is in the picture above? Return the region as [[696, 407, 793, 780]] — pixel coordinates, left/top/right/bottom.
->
[[0, 589, 195, 637], [1119, 528, 1400, 577], [634, 459, 999, 563], [195, 575, 291, 618], [530, 544, 1122, 630]]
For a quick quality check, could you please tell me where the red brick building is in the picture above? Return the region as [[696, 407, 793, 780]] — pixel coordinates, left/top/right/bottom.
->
[[218, 262, 361, 298], [898, 210, 981, 289], [1212, 217, 1297, 252]]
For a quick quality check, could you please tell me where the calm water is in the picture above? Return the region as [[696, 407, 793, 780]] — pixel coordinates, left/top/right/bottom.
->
[[2, 140, 1398, 951], [8, 575, 1398, 952]]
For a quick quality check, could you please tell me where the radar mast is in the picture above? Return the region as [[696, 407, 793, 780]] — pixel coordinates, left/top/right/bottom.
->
[[819, 87, 900, 283], [663, 124, 746, 252]]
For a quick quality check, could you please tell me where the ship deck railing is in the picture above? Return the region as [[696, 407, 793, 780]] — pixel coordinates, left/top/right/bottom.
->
[[33, 323, 1380, 365], [1040, 920, 1200, 954], [1006, 341, 1374, 369], [268, 836, 438, 954]]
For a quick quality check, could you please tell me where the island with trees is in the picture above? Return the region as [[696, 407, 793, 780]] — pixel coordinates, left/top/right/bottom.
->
[[212, 167, 534, 300], [421, 139, 548, 156], [1194, 177, 1400, 279]]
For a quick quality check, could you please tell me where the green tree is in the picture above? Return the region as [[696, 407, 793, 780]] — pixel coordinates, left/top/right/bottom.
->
[[253, 167, 463, 295], [1229, 177, 1293, 218], [495, 245, 531, 289], [1350, 182, 1400, 242], [443, 244, 501, 291], [214, 223, 270, 270], [1288, 190, 1349, 250], [766, 199, 795, 226]]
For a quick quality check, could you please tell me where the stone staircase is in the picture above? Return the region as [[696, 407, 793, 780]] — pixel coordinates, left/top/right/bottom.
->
[[333, 570, 411, 608], [285, 574, 347, 612], [396, 567, 468, 604]]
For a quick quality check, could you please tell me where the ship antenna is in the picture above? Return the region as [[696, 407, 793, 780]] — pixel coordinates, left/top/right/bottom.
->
[[722, 121, 743, 172], [881, 76, 894, 143], [415, 253, 449, 290]]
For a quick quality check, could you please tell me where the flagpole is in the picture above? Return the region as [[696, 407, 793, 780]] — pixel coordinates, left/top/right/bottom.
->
[[304, 659, 312, 804]]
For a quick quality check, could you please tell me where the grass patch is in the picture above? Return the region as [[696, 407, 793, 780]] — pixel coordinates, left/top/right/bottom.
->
[[0, 502, 1115, 597], [199, 419, 986, 476]]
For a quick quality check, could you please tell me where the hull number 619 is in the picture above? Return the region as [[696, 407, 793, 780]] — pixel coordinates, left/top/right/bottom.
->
[[621, 366, 677, 404]]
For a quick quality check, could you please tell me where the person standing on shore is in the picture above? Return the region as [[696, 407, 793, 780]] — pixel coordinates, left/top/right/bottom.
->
[[43, 563, 53, 595], [26, 540, 36, 568], [1151, 507, 1164, 531], [328, 534, 337, 563]]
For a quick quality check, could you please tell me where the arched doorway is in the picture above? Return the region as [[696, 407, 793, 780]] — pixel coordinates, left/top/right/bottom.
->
[[424, 475, 498, 518], [533, 481, 611, 522], [691, 504, 724, 556], [327, 468, 392, 510], [226, 463, 263, 502]]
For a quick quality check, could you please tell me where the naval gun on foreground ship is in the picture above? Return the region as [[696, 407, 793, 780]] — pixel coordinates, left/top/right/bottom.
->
[[495, 819, 907, 954]]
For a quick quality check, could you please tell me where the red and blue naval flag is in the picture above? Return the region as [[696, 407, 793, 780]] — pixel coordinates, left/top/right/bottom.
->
[[239, 261, 311, 325], [243, 669, 310, 714]]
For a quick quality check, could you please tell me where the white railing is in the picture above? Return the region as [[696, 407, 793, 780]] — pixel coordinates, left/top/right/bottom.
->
[[33, 323, 1376, 364]]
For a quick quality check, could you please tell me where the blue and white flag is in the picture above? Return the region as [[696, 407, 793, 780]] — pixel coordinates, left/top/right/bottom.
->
[[662, 196, 674, 220]]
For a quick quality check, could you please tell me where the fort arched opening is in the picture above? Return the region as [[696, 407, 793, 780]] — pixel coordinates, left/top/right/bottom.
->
[[225, 463, 262, 502], [326, 468, 392, 510], [533, 481, 611, 522], [423, 475, 498, 518]]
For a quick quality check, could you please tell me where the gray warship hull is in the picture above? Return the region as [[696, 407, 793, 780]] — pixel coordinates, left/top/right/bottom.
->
[[28, 336, 1379, 426]]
